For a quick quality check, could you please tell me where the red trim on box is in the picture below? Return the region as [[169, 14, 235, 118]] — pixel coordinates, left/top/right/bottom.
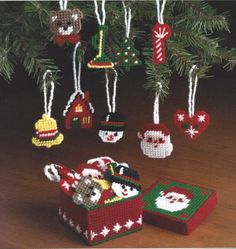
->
[[143, 176, 217, 235]]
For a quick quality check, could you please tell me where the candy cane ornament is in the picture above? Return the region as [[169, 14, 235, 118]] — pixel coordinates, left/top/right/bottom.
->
[[152, 0, 172, 64]]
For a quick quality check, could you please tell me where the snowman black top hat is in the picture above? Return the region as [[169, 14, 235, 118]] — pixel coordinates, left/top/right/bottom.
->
[[110, 165, 141, 190], [98, 112, 126, 132]]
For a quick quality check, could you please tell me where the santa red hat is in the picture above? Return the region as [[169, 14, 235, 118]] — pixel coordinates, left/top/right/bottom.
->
[[138, 123, 170, 138], [163, 186, 193, 199]]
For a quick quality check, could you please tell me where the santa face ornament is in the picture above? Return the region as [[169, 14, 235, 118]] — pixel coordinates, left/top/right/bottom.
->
[[138, 123, 173, 159], [155, 187, 193, 212]]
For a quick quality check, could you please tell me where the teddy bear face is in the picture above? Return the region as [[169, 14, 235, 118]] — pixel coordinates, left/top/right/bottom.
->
[[72, 176, 103, 208], [50, 9, 83, 36]]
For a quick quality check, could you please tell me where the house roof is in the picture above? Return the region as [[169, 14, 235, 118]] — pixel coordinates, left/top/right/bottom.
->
[[63, 90, 94, 117]]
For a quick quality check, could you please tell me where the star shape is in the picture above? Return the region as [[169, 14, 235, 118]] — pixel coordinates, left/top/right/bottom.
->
[[62, 181, 70, 190], [124, 219, 134, 229], [69, 219, 74, 227], [76, 224, 82, 234], [185, 125, 199, 138], [177, 114, 185, 122], [90, 231, 98, 240], [62, 212, 68, 222], [136, 215, 142, 225], [113, 223, 122, 233], [198, 114, 206, 123], [100, 226, 110, 237]]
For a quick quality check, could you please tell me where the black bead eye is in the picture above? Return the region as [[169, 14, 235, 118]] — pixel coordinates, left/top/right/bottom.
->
[[67, 21, 72, 26], [114, 132, 118, 136], [91, 192, 96, 196], [105, 132, 108, 135], [56, 21, 62, 26], [130, 187, 133, 191], [122, 185, 126, 189], [88, 174, 92, 178]]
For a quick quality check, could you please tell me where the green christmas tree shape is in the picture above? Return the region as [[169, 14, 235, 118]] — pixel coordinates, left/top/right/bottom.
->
[[115, 38, 142, 71]]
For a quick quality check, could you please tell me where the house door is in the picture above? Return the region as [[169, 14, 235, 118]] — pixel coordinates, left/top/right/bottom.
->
[[71, 117, 80, 128]]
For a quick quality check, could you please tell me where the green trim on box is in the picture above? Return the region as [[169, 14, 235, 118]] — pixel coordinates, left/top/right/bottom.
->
[[143, 178, 212, 221], [88, 227, 142, 246]]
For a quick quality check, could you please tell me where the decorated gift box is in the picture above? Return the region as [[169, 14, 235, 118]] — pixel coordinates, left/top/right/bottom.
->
[[44, 157, 143, 245], [143, 176, 217, 235]]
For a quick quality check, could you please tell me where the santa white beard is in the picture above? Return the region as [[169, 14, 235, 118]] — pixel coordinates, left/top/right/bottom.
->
[[155, 193, 191, 212], [140, 136, 173, 158]]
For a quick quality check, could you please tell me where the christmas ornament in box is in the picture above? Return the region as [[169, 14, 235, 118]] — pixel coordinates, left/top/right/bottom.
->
[[44, 156, 143, 245], [143, 176, 217, 234]]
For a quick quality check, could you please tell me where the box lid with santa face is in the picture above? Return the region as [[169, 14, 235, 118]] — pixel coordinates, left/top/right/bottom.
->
[[143, 176, 217, 235]]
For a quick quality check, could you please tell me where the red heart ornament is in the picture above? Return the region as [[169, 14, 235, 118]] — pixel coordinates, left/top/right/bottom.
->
[[174, 110, 210, 140]]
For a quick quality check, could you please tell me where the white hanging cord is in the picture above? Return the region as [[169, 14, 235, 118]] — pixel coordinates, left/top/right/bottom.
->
[[43, 70, 55, 117], [105, 68, 118, 113], [73, 42, 82, 93], [153, 82, 162, 124], [188, 65, 198, 118], [59, 0, 68, 10], [94, 0, 106, 25], [122, 0, 132, 38], [156, 0, 167, 24]]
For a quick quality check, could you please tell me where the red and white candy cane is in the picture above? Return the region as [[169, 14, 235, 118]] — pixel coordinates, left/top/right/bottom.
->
[[152, 23, 172, 64]]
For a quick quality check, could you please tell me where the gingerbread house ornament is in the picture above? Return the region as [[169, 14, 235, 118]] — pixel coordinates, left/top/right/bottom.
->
[[63, 91, 94, 129]]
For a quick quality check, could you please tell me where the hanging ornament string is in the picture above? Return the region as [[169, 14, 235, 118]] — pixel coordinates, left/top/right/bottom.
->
[[188, 65, 198, 118], [59, 0, 68, 10], [94, 0, 106, 25], [43, 70, 55, 117], [122, 0, 132, 38], [153, 82, 162, 124], [105, 69, 118, 113], [156, 0, 167, 24], [73, 41, 82, 93]]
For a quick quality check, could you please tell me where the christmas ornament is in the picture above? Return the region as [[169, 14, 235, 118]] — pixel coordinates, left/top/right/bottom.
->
[[87, 0, 114, 68], [137, 82, 173, 158], [174, 65, 210, 140], [32, 70, 63, 148], [114, 1, 142, 71], [143, 176, 217, 234], [50, 0, 83, 45], [63, 42, 94, 129], [98, 69, 126, 143], [152, 0, 171, 64]]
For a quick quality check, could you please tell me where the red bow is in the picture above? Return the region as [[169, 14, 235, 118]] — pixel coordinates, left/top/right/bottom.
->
[[54, 34, 80, 45]]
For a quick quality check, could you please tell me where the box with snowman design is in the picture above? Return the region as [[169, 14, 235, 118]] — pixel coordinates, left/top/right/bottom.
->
[[143, 176, 217, 234], [44, 156, 143, 245]]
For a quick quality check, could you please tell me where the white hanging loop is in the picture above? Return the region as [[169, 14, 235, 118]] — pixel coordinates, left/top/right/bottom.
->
[[153, 82, 162, 124], [73, 42, 82, 93], [43, 70, 55, 117], [105, 68, 118, 113], [59, 0, 68, 10], [94, 0, 106, 25], [188, 65, 198, 118], [156, 0, 167, 24], [122, 0, 132, 38]]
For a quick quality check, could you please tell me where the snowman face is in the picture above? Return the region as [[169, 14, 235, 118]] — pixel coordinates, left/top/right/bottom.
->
[[155, 191, 191, 212], [140, 130, 173, 158], [98, 130, 124, 143], [112, 182, 139, 198]]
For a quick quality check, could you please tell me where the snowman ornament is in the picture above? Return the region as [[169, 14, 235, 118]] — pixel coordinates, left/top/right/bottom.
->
[[110, 165, 141, 198]]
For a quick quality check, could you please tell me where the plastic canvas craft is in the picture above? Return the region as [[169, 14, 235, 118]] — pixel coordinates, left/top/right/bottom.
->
[[143, 176, 217, 234]]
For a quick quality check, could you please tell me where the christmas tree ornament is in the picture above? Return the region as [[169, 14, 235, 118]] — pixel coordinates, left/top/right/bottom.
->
[[63, 42, 94, 129], [87, 0, 114, 68], [50, 0, 83, 45], [114, 1, 142, 71], [174, 65, 210, 140], [98, 69, 126, 143], [32, 71, 64, 148], [138, 82, 173, 158], [152, 0, 172, 64]]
